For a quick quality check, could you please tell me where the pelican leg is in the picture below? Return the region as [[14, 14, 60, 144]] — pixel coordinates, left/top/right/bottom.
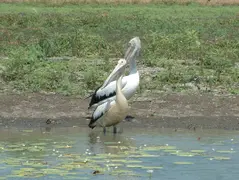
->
[[119, 126, 123, 134], [103, 127, 106, 134], [113, 126, 117, 134]]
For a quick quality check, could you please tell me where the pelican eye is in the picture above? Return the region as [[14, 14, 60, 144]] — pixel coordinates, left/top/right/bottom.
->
[[118, 59, 125, 64]]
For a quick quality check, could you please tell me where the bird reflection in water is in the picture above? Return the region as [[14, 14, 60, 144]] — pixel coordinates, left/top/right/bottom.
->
[[88, 131, 135, 155]]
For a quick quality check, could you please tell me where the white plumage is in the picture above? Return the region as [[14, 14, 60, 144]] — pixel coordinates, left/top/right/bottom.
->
[[88, 37, 141, 110], [88, 59, 129, 132]]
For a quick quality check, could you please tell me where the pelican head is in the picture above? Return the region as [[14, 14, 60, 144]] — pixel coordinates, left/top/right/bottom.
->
[[124, 37, 141, 63], [101, 58, 127, 89]]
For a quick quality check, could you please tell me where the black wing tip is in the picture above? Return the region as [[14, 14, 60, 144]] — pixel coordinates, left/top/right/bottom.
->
[[88, 88, 100, 108], [88, 123, 96, 129], [88, 115, 97, 129], [88, 87, 117, 109], [88, 110, 104, 129], [88, 91, 103, 108], [87, 115, 96, 129], [88, 99, 95, 109]]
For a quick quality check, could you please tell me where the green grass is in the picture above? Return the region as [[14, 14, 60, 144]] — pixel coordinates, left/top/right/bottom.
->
[[0, 3, 238, 96]]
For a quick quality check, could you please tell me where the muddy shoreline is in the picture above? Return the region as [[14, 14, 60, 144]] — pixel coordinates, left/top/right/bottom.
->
[[0, 93, 238, 130]]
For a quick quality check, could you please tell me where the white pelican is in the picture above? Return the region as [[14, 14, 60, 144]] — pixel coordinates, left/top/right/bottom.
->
[[88, 59, 129, 133], [88, 37, 141, 110]]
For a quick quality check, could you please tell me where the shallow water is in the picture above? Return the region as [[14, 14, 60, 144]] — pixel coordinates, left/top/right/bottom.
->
[[0, 127, 239, 180]]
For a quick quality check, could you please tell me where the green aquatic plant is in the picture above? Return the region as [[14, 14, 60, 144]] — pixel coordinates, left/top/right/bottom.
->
[[216, 150, 236, 154], [142, 145, 177, 151], [209, 156, 231, 161], [190, 150, 206, 153], [0, 136, 237, 179]]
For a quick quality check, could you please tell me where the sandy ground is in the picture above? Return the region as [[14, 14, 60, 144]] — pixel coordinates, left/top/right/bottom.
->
[[0, 92, 238, 130]]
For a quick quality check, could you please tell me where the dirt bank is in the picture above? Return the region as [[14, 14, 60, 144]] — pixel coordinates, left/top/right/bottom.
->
[[0, 92, 238, 130]]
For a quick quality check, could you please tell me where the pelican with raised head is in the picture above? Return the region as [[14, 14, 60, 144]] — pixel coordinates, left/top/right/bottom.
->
[[88, 37, 141, 110], [88, 59, 129, 133]]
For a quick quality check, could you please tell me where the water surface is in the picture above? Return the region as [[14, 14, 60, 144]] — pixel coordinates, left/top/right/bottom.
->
[[0, 126, 239, 179]]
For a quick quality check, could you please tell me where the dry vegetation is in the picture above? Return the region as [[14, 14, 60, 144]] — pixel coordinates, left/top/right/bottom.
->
[[2, 0, 239, 5]]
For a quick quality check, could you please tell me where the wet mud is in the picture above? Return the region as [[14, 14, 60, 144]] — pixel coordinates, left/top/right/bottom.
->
[[0, 93, 238, 130]]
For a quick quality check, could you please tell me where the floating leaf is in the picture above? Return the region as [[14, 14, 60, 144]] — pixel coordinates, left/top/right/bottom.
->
[[11, 168, 40, 177], [27, 146, 43, 152], [163, 149, 181, 153], [172, 152, 199, 157], [5, 147, 25, 151], [174, 162, 194, 165], [216, 150, 236, 154], [31, 142, 48, 146], [107, 163, 124, 167], [58, 164, 77, 170], [64, 176, 82, 179], [6, 144, 22, 148], [141, 166, 163, 169], [59, 172, 78, 176], [143, 146, 176, 151], [129, 154, 159, 158], [62, 154, 80, 158], [210, 156, 231, 160], [126, 164, 144, 168], [53, 145, 73, 149], [42, 168, 67, 174], [190, 150, 206, 153], [4, 158, 21, 166], [124, 160, 142, 163], [19, 168, 35, 171], [111, 171, 141, 177], [89, 156, 107, 159]]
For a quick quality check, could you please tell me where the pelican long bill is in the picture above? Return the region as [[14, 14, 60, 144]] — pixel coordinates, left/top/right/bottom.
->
[[124, 37, 141, 63], [101, 58, 127, 89]]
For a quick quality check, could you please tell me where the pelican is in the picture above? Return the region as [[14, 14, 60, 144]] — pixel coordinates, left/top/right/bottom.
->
[[88, 37, 141, 110], [88, 59, 129, 133]]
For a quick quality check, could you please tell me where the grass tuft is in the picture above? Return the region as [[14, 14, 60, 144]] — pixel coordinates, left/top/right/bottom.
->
[[0, 3, 238, 95]]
